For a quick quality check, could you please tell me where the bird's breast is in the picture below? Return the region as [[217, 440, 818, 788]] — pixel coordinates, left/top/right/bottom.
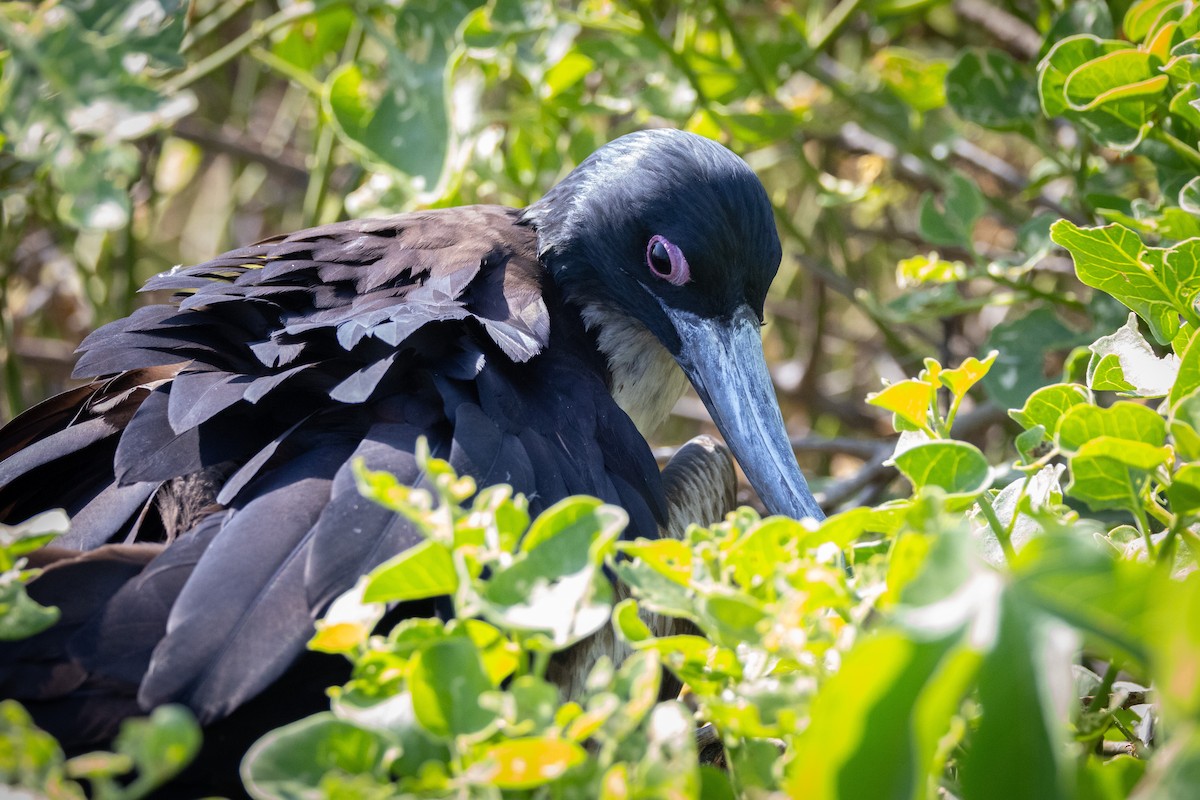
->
[[579, 301, 689, 435]]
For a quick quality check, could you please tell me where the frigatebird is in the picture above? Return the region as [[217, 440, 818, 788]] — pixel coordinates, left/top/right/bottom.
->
[[0, 129, 821, 775]]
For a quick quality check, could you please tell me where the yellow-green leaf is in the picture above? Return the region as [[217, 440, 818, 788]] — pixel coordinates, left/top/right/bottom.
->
[[476, 737, 586, 789]]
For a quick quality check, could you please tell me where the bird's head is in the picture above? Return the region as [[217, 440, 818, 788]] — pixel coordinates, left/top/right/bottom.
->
[[524, 129, 823, 521]]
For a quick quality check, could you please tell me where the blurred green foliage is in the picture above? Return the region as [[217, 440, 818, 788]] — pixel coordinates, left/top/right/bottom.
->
[[3, 0, 1200, 797]]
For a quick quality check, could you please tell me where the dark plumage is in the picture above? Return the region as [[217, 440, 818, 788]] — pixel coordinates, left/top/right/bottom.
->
[[0, 130, 821, 785]]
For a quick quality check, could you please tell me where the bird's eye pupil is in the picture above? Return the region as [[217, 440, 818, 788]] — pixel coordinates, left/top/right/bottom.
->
[[645, 235, 690, 286], [650, 241, 670, 271]]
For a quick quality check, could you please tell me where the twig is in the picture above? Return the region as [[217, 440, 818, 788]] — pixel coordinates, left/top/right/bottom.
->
[[1083, 690, 1149, 709], [952, 0, 1041, 60], [789, 436, 886, 460], [182, 0, 256, 52], [1098, 740, 1143, 757], [172, 119, 310, 186], [816, 445, 895, 511], [805, 0, 866, 64], [163, 0, 348, 94]]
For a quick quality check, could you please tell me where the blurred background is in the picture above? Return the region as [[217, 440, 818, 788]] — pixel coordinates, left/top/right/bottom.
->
[[0, 0, 1151, 511]]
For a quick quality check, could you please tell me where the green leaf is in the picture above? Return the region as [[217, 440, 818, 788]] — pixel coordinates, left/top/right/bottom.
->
[[0, 578, 60, 641], [1042, 0, 1113, 53], [866, 378, 935, 432], [458, 619, 521, 686], [541, 51, 594, 100], [724, 516, 808, 588], [475, 737, 586, 789], [325, 2, 474, 195], [410, 637, 496, 737], [270, 6, 355, 72], [697, 589, 768, 648], [1012, 535, 1150, 662], [480, 500, 620, 648], [363, 539, 457, 604], [875, 47, 949, 111], [0, 509, 69, 568], [615, 538, 692, 586], [114, 705, 201, 788], [603, 649, 662, 740], [1086, 313, 1180, 396], [634, 635, 741, 694], [0, 699, 70, 790], [985, 309, 1088, 409], [1077, 756, 1146, 800], [1050, 221, 1200, 343], [936, 350, 999, 402], [785, 630, 961, 799], [1147, 571, 1200, 716], [1123, 0, 1187, 42], [505, 674, 561, 733], [1087, 354, 1136, 392], [895, 252, 966, 287], [1171, 389, 1200, 461], [1067, 437, 1171, 512], [522, 495, 611, 554], [1170, 327, 1200, 406], [918, 173, 986, 249], [946, 49, 1040, 131], [818, 503, 907, 550], [1057, 401, 1166, 451], [1167, 463, 1200, 517], [612, 559, 697, 622], [1168, 83, 1200, 130], [1063, 50, 1169, 113], [1016, 425, 1051, 464], [612, 597, 653, 643], [893, 441, 992, 499], [242, 712, 391, 798], [1181, 176, 1200, 215], [1038, 35, 1149, 149], [959, 596, 1073, 800]]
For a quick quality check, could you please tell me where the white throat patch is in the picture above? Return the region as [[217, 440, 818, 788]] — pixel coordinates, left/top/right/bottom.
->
[[579, 301, 689, 435]]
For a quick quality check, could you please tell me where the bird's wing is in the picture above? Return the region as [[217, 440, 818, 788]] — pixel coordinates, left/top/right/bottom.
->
[[0, 205, 667, 727]]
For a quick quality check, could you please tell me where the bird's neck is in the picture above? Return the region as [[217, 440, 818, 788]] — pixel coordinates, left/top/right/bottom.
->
[[577, 299, 689, 436]]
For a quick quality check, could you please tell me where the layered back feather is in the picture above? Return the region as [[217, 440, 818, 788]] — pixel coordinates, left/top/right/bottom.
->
[[0, 205, 667, 745]]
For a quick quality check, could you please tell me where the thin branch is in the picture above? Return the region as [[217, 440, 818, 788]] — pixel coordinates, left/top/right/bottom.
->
[[163, 0, 348, 94], [172, 119, 310, 186], [181, 0, 256, 52], [951, 0, 1041, 60], [805, 0, 866, 64], [789, 436, 885, 460], [816, 446, 895, 511]]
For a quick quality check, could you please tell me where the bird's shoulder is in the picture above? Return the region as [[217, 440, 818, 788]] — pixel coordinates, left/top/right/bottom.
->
[[74, 205, 549, 381]]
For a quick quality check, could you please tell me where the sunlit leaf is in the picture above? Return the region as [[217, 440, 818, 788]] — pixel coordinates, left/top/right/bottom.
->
[[875, 47, 949, 111], [475, 737, 586, 789], [867, 379, 935, 432], [362, 540, 457, 604], [242, 712, 390, 798], [1058, 401, 1166, 451], [786, 630, 960, 799], [1051, 221, 1200, 343], [959, 597, 1076, 800], [1067, 437, 1171, 512], [894, 441, 992, 499], [1086, 313, 1180, 396], [410, 637, 496, 737], [938, 350, 999, 401]]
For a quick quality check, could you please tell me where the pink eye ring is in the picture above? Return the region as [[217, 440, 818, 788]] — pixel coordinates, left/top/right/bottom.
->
[[645, 235, 691, 286]]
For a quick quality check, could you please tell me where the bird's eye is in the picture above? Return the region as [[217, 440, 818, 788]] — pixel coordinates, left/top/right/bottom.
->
[[645, 235, 691, 286]]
